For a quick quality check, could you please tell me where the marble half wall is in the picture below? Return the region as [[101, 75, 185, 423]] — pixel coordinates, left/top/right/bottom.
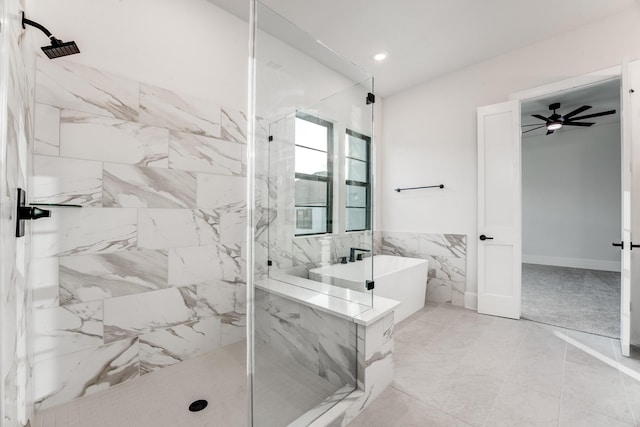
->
[[30, 57, 247, 411], [375, 231, 467, 307]]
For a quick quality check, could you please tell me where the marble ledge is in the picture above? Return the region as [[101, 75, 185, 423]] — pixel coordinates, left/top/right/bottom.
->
[[255, 277, 400, 327]]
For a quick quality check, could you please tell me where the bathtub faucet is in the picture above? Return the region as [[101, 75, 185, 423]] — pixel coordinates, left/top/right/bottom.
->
[[349, 247, 371, 262]]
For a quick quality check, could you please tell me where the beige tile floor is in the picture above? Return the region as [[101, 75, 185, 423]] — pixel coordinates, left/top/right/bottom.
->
[[350, 303, 640, 427]]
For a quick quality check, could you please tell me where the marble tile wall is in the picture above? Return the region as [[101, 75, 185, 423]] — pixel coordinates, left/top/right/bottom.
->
[[254, 289, 357, 391], [1, 2, 36, 426], [30, 57, 248, 411], [375, 231, 467, 307]]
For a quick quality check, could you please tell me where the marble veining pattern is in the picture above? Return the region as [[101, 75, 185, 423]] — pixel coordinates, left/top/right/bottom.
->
[[103, 287, 199, 343], [103, 163, 196, 208], [34, 338, 139, 411], [139, 317, 221, 374], [169, 131, 242, 176], [34, 103, 60, 156], [137, 209, 218, 249], [36, 57, 139, 121], [139, 83, 221, 138], [34, 301, 104, 362], [221, 107, 247, 144], [60, 110, 169, 167], [59, 250, 168, 305], [32, 155, 102, 206], [31, 208, 137, 258]]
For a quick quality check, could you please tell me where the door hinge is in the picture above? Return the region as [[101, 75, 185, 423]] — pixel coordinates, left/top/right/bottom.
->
[[366, 92, 375, 105], [268, 135, 273, 142], [366, 280, 375, 290], [267, 260, 272, 266]]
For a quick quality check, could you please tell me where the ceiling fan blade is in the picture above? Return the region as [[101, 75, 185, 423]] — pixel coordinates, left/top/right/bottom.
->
[[562, 122, 594, 127], [522, 125, 546, 134], [532, 114, 551, 123], [566, 110, 617, 121], [522, 123, 545, 127], [546, 130, 555, 136], [562, 105, 592, 119]]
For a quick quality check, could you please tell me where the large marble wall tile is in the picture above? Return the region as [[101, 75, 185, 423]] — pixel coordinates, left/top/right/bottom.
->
[[29, 257, 59, 309], [139, 317, 221, 374], [103, 163, 196, 208], [34, 103, 60, 155], [103, 287, 198, 343], [36, 58, 139, 121], [221, 108, 247, 144], [32, 155, 102, 206], [137, 209, 218, 249], [196, 174, 246, 210], [60, 110, 169, 167], [319, 339, 357, 388], [34, 338, 139, 411], [139, 84, 220, 137], [169, 131, 242, 175], [168, 245, 241, 287], [426, 256, 466, 306], [418, 233, 466, 258], [380, 232, 419, 258], [59, 250, 169, 305], [32, 208, 137, 258], [195, 282, 241, 317], [219, 210, 246, 246], [34, 301, 103, 362]]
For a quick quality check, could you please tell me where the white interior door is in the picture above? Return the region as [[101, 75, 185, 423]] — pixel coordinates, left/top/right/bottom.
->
[[620, 59, 640, 356], [477, 100, 521, 319]]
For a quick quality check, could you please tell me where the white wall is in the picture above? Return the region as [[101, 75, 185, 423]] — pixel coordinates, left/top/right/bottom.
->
[[381, 6, 640, 309], [522, 123, 621, 271]]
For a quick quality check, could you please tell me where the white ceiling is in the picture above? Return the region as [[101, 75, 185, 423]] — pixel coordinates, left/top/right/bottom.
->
[[209, 0, 637, 97]]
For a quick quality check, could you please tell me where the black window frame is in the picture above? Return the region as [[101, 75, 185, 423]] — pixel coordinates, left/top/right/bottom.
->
[[294, 113, 334, 236], [345, 128, 371, 232]]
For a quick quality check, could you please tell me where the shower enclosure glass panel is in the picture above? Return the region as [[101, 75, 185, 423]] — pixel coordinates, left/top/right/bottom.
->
[[248, 1, 374, 425]]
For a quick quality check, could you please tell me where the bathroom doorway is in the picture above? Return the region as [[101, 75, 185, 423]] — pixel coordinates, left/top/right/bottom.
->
[[520, 80, 622, 338]]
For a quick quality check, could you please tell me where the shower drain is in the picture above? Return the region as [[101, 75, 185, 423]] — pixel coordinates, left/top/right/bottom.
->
[[189, 400, 208, 412]]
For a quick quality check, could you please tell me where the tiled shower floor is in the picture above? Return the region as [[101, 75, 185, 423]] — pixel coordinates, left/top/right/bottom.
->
[[33, 341, 339, 427]]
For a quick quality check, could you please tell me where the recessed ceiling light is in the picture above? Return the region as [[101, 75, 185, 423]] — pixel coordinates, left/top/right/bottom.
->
[[373, 52, 387, 61]]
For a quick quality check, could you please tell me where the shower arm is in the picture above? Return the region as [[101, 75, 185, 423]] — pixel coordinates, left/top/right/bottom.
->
[[21, 12, 61, 43]]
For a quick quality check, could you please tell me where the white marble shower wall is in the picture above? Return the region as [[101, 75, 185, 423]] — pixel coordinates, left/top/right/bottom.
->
[[30, 57, 247, 411], [1, 2, 37, 426], [375, 231, 467, 307]]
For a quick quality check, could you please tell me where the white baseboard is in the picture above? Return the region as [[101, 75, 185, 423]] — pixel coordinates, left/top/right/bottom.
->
[[522, 254, 621, 272], [464, 291, 477, 310]]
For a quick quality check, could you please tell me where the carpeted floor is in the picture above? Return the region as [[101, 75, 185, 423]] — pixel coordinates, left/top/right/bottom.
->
[[521, 263, 620, 338]]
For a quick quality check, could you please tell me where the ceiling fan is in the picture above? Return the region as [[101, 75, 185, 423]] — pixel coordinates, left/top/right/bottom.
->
[[522, 102, 616, 136]]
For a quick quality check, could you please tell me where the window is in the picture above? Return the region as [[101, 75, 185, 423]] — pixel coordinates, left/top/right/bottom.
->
[[294, 114, 333, 235], [345, 129, 370, 231]]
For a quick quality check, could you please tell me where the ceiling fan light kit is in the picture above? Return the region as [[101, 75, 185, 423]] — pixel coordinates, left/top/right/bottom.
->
[[522, 102, 616, 136]]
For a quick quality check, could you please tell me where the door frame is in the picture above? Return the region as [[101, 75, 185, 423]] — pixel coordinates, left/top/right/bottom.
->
[[506, 65, 631, 343]]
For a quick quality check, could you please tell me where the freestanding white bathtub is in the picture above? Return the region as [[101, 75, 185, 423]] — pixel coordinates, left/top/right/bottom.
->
[[309, 255, 429, 323]]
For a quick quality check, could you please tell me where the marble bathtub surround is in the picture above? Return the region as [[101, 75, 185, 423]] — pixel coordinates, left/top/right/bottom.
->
[[376, 231, 467, 307], [60, 110, 169, 167], [31, 56, 249, 411]]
